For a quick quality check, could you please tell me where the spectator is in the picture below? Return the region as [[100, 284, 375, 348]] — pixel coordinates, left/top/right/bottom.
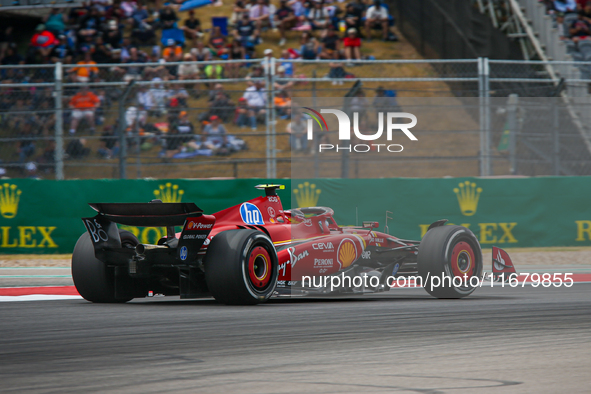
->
[[209, 90, 235, 122], [228, 39, 246, 78], [235, 12, 257, 43], [365, 0, 395, 41], [343, 28, 361, 63], [242, 80, 266, 130], [344, 3, 362, 33], [266, 0, 277, 29], [279, 49, 295, 76], [66, 138, 91, 159], [103, 20, 123, 49], [44, 8, 68, 35], [306, 0, 331, 32], [300, 32, 319, 59], [209, 83, 230, 102], [17, 123, 36, 165], [117, 47, 147, 82], [69, 51, 99, 83], [1, 44, 24, 66], [30, 24, 57, 58], [182, 10, 203, 47], [274, 89, 291, 118], [168, 84, 189, 110], [50, 35, 73, 64], [581, 1, 591, 24], [287, 111, 307, 151], [569, 12, 591, 40], [163, 38, 183, 62], [0, 27, 15, 60], [320, 26, 341, 59], [130, 3, 156, 44], [274, 66, 295, 90], [93, 36, 113, 64], [69, 85, 100, 134], [163, 110, 201, 156], [249, 0, 271, 30], [178, 52, 200, 81], [97, 125, 119, 159], [554, 0, 578, 13], [137, 85, 157, 115], [159, 2, 178, 30], [231, 0, 250, 25], [77, 7, 101, 43], [275, 0, 297, 46], [202, 115, 228, 151], [192, 40, 212, 61], [209, 26, 228, 57]]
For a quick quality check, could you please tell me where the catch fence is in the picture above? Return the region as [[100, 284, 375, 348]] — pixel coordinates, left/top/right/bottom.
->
[[1, 57, 591, 179]]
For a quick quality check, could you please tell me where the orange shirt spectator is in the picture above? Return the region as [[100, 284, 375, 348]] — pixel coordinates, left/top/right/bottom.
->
[[163, 39, 183, 60], [70, 90, 100, 109], [70, 53, 99, 82]]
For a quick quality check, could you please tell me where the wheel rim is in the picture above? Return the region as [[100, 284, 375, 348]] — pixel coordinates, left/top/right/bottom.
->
[[248, 246, 272, 290], [450, 241, 475, 279]]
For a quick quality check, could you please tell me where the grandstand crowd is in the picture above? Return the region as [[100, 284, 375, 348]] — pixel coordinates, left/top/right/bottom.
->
[[0, 0, 398, 176]]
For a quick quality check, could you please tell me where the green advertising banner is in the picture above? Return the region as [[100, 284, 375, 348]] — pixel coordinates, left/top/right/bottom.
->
[[0, 179, 291, 254], [1, 177, 590, 254], [292, 177, 591, 249]]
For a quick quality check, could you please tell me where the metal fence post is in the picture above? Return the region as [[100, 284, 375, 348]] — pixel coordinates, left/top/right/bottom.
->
[[553, 102, 560, 175], [507, 93, 518, 175], [54, 62, 64, 180], [270, 56, 277, 178], [118, 80, 136, 179], [264, 57, 271, 179], [478, 57, 491, 176]]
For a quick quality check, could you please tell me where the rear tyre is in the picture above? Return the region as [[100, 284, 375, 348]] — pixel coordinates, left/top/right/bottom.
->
[[418, 225, 482, 299], [204, 229, 278, 305], [71, 230, 138, 303]]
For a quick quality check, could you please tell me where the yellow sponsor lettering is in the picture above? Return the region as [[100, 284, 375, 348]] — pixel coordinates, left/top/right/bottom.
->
[[479, 223, 497, 243], [419, 223, 471, 238], [0, 226, 58, 248], [498, 223, 518, 243], [18, 226, 36, 247], [38, 227, 58, 248], [1, 226, 17, 247], [575, 220, 591, 241]]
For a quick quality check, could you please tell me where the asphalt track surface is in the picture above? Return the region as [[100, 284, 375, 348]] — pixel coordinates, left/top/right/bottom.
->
[[1, 284, 590, 394]]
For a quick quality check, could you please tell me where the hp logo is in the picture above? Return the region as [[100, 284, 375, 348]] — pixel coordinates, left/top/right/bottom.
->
[[240, 202, 264, 225], [179, 246, 188, 261]]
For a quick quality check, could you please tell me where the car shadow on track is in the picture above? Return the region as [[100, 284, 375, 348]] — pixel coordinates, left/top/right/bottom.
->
[[103, 292, 521, 307]]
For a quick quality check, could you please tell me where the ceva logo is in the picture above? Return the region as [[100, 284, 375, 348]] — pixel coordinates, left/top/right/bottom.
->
[[302, 107, 417, 153]]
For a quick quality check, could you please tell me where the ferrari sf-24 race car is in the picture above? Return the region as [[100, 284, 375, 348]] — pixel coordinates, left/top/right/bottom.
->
[[72, 184, 516, 304]]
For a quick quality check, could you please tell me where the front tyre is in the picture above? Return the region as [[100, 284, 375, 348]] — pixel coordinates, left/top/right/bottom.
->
[[71, 230, 138, 303], [204, 230, 278, 305], [418, 225, 483, 299]]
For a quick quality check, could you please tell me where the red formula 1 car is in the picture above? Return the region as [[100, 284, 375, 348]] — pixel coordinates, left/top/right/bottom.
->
[[72, 184, 516, 304]]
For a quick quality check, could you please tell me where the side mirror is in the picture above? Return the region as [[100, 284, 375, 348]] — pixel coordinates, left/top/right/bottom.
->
[[362, 221, 379, 229]]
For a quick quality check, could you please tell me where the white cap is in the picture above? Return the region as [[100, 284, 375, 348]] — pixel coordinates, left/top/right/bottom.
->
[[264, 48, 273, 55]]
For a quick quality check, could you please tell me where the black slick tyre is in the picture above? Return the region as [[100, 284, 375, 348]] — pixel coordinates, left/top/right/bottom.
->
[[417, 225, 483, 299], [71, 230, 138, 303], [204, 229, 278, 305]]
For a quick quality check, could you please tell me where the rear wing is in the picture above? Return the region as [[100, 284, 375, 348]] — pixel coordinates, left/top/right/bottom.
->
[[82, 201, 213, 264], [88, 202, 202, 226]]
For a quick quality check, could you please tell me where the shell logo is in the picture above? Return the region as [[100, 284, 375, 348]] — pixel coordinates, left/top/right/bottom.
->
[[337, 238, 358, 268]]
